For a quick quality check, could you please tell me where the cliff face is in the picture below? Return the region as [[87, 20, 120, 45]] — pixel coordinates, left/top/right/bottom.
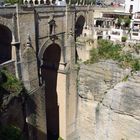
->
[[77, 60, 140, 140]]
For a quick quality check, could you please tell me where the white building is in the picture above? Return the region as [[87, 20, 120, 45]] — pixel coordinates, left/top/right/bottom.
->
[[125, 0, 140, 13], [129, 12, 140, 40]]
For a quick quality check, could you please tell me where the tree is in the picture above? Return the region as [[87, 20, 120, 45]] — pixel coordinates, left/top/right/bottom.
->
[[124, 16, 131, 27]]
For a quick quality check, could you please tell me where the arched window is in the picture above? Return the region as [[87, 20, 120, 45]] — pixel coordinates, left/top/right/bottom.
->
[[48, 19, 56, 35], [75, 15, 86, 37]]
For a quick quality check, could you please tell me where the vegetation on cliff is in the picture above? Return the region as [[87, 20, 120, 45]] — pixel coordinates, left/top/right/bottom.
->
[[0, 68, 23, 95], [58, 137, 63, 140], [0, 125, 24, 140], [0, 68, 24, 111], [58, 137, 64, 140], [85, 39, 140, 71], [0, 68, 25, 140]]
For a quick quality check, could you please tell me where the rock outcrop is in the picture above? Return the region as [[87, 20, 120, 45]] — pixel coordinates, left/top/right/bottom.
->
[[77, 60, 140, 140]]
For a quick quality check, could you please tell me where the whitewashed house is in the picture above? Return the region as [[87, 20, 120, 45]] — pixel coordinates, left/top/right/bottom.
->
[[129, 12, 140, 41], [125, 0, 140, 13]]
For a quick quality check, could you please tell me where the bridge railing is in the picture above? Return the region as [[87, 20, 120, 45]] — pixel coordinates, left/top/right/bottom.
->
[[0, 6, 16, 15]]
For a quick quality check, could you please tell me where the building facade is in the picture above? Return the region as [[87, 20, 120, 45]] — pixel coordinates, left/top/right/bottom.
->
[[125, 0, 140, 13]]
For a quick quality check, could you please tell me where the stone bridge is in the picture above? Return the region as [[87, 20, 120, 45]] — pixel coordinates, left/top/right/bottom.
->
[[0, 5, 94, 140]]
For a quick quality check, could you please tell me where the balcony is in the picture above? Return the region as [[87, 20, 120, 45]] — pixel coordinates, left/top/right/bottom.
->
[[96, 31, 103, 35], [134, 16, 140, 19], [132, 29, 140, 32], [111, 31, 120, 35]]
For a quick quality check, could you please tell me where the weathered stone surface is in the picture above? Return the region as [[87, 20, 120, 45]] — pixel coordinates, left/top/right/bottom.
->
[[77, 98, 97, 140], [0, 96, 25, 130], [78, 60, 130, 101], [95, 104, 140, 140], [22, 46, 39, 91], [77, 60, 140, 140], [103, 79, 140, 118]]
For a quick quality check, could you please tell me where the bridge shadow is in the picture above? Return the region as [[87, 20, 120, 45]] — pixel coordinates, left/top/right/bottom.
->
[[41, 43, 61, 140]]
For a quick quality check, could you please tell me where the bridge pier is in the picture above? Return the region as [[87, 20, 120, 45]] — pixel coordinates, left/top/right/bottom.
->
[[57, 72, 67, 140]]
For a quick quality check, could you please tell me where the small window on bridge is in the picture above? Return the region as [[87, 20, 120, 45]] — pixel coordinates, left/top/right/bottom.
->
[[50, 24, 53, 35], [48, 18, 56, 35]]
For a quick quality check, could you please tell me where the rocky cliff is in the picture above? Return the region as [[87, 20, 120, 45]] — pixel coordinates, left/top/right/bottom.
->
[[77, 60, 140, 140]]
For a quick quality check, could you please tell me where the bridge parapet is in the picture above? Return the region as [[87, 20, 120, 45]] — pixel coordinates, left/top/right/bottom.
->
[[0, 5, 94, 15], [23, 0, 95, 6], [0, 7, 16, 15]]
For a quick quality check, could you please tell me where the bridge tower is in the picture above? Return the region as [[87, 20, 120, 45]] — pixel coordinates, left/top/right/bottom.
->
[[33, 5, 78, 140]]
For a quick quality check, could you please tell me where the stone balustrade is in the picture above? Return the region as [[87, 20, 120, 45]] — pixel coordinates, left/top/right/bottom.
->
[[23, 0, 95, 6]]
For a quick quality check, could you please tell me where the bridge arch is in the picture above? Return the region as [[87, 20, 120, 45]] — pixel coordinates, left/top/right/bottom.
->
[[0, 24, 12, 64], [41, 42, 61, 140], [75, 15, 86, 38], [38, 38, 62, 64]]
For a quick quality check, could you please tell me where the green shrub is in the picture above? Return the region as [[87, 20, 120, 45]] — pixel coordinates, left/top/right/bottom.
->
[[121, 36, 127, 42], [0, 125, 24, 140], [98, 39, 112, 59], [58, 137, 63, 140], [119, 54, 140, 71], [5, 0, 22, 4], [84, 60, 90, 65], [89, 39, 122, 62], [88, 39, 140, 72], [0, 70, 23, 94], [89, 47, 99, 63], [124, 16, 131, 27], [98, 39, 121, 60], [119, 53, 133, 68], [134, 44, 140, 54], [131, 59, 140, 71]]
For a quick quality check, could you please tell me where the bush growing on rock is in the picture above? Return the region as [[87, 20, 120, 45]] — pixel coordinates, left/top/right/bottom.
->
[[0, 125, 24, 140], [121, 36, 127, 42], [87, 39, 140, 71], [0, 69, 23, 95], [58, 137, 64, 140]]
